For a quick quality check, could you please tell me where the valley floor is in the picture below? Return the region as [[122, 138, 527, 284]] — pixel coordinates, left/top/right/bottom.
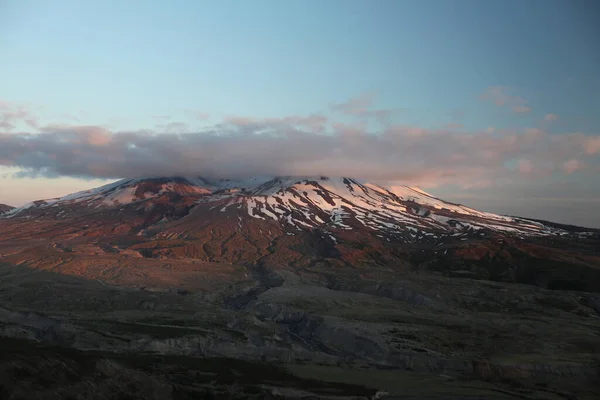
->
[[0, 258, 599, 399]]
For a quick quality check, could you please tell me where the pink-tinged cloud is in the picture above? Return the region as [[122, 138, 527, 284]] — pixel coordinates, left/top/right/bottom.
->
[[39, 124, 113, 146], [0, 101, 39, 131], [330, 93, 397, 124], [330, 93, 374, 114], [544, 113, 559, 121], [0, 94, 598, 191], [2, 109, 599, 190], [584, 136, 600, 155], [481, 86, 510, 106], [518, 159, 534, 175], [183, 110, 210, 121], [512, 105, 532, 113], [481, 86, 532, 113], [563, 159, 585, 174]]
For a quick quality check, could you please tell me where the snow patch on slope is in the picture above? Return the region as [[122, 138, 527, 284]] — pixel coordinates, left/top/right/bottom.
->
[[205, 176, 559, 238]]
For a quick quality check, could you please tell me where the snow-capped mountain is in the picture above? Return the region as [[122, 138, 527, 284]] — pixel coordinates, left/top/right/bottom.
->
[[2, 176, 569, 241], [1, 176, 598, 291]]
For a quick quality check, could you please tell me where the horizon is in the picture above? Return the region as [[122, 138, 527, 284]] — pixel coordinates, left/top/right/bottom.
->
[[2, 0, 600, 227]]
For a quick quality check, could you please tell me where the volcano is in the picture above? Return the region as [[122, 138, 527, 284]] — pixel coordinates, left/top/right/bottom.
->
[[2, 175, 598, 289], [1, 176, 600, 399], [1, 175, 566, 238]]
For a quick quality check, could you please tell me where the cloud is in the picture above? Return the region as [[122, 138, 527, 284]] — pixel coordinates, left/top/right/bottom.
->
[[223, 114, 328, 134], [562, 159, 585, 174], [583, 136, 600, 155], [544, 113, 559, 121], [330, 93, 374, 115], [1, 103, 598, 190], [155, 122, 189, 133], [0, 101, 39, 131], [38, 124, 114, 146], [481, 86, 532, 114], [183, 110, 210, 121], [481, 86, 511, 107], [518, 159, 534, 175], [512, 105, 532, 113], [330, 93, 398, 124]]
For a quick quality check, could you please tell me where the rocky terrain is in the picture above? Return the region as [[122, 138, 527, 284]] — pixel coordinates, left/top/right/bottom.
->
[[1, 176, 599, 399]]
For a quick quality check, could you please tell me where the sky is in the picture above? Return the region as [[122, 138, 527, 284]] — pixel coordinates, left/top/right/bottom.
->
[[1, 0, 600, 227]]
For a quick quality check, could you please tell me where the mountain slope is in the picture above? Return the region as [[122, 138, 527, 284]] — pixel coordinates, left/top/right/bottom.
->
[[2, 176, 599, 292], [2, 176, 561, 239], [0, 204, 14, 215]]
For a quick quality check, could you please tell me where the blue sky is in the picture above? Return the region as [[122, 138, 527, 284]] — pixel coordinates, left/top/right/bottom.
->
[[1, 0, 600, 226], [3, 0, 598, 131]]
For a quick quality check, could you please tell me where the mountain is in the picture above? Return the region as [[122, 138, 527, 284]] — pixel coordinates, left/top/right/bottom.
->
[[2, 176, 599, 288], [1, 175, 564, 236], [1, 176, 598, 287], [0, 204, 14, 215], [1, 176, 600, 399]]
